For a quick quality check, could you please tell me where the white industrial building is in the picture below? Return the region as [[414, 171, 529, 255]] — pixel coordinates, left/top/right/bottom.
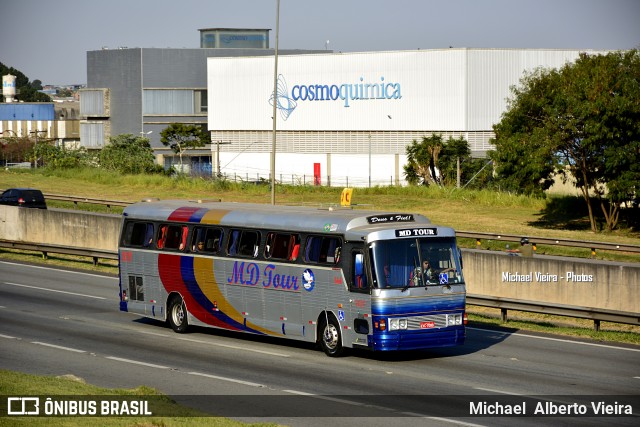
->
[[207, 48, 604, 186]]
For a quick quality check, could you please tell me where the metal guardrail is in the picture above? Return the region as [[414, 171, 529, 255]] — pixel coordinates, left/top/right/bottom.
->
[[0, 239, 636, 330], [44, 193, 130, 208], [467, 294, 640, 331], [0, 239, 118, 266], [456, 231, 640, 255]]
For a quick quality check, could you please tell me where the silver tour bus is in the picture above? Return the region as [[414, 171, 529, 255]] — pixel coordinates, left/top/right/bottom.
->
[[118, 200, 466, 356]]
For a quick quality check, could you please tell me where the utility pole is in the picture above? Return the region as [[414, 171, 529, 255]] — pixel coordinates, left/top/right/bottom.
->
[[270, 0, 280, 205]]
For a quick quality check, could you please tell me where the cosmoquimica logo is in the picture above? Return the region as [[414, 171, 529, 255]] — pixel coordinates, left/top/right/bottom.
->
[[269, 74, 402, 120]]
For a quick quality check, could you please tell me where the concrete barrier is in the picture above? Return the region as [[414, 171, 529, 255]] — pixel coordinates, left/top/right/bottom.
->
[[0, 206, 120, 251], [462, 249, 639, 314], [1, 205, 638, 316]]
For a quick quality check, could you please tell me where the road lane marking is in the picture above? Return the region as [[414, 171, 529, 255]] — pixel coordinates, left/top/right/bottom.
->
[[105, 356, 170, 369], [176, 336, 291, 358], [467, 327, 640, 352], [136, 329, 291, 358], [474, 387, 523, 395], [31, 341, 86, 353], [0, 334, 17, 339], [188, 371, 264, 388], [3, 282, 106, 300]]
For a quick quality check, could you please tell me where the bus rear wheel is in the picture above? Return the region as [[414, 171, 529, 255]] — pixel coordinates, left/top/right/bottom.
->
[[168, 296, 188, 333], [319, 315, 343, 357]]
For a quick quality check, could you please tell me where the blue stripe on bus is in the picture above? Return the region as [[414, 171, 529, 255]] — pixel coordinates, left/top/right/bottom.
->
[[371, 295, 465, 316], [189, 208, 210, 223]]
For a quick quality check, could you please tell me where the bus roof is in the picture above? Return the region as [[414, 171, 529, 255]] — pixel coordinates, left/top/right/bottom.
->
[[122, 200, 454, 241]]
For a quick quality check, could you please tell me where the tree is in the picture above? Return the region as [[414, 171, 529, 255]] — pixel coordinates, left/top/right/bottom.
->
[[160, 123, 209, 173], [404, 134, 482, 187], [404, 134, 445, 186], [490, 50, 640, 231], [99, 134, 156, 174], [438, 136, 473, 187], [490, 67, 562, 197]]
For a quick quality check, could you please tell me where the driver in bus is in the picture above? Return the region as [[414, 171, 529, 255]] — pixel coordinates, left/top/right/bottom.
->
[[414, 259, 455, 285]]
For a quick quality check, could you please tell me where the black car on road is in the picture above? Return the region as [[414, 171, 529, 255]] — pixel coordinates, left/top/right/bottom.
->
[[0, 188, 47, 209]]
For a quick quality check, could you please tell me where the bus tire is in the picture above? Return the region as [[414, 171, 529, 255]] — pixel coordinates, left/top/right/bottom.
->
[[319, 314, 343, 357], [168, 296, 188, 333]]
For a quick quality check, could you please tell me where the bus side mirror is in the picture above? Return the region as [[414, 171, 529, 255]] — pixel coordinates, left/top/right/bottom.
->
[[355, 253, 364, 276]]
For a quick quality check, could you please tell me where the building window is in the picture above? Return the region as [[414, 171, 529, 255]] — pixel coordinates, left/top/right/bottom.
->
[[194, 90, 207, 113], [143, 90, 193, 114], [80, 122, 105, 148]]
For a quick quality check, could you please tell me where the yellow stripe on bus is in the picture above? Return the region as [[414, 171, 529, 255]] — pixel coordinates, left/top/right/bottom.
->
[[199, 209, 230, 225]]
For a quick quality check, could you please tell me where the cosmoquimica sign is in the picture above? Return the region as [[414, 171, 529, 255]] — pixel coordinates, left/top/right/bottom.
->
[[291, 76, 401, 107]]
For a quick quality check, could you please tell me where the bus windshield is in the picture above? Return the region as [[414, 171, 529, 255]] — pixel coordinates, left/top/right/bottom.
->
[[370, 238, 463, 289]]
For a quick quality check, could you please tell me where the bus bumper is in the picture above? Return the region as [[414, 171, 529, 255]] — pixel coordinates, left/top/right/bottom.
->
[[370, 326, 465, 351]]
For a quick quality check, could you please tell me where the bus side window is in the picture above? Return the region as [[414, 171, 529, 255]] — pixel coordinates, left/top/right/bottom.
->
[[124, 222, 153, 247], [193, 226, 223, 254], [158, 225, 187, 250], [264, 232, 301, 261], [304, 236, 342, 265], [229, 229, 260, 258], [353, 253, 368, 290]]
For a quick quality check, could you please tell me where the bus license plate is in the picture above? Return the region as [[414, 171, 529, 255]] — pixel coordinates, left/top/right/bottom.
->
[[420, 321, 436, 329]]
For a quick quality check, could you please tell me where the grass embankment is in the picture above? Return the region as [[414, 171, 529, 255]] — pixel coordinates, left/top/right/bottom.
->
[[0, 370, 277, 427], [1, 167, 639, 344]]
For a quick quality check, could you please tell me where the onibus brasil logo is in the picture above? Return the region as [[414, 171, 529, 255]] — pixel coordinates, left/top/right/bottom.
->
[[269, 74, 402, 120]]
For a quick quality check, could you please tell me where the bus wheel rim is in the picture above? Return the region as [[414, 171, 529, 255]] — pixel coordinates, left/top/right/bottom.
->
[[323, 324, 339, 349], [173, 303, 184, 325]]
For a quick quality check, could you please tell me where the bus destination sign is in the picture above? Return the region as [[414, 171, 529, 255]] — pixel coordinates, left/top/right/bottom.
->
[[395, 228, 438, 237], [367, 214, 414, 224]]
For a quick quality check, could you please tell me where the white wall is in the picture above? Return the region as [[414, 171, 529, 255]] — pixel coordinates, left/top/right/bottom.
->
[[208, 49, 603, 133], [217, 152, 405, 187]]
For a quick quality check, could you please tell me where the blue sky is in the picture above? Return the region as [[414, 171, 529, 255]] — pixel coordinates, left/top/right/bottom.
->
[[1, 0, 639, 85]]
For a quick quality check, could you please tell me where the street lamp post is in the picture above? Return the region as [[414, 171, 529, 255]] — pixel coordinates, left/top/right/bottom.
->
[[368, 132, 371, 188]]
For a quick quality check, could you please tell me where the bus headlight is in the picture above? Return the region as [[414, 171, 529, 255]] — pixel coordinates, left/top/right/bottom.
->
[[389, 318, 408, 330], [447, 314, 462, 326]]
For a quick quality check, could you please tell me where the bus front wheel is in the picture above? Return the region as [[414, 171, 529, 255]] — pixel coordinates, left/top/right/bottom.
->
[[168, 296, 188, 333], [319, 315, 343, 357]]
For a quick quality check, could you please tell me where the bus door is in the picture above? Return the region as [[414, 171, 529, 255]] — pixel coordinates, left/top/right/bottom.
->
[[347, 246, 371, 346]]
